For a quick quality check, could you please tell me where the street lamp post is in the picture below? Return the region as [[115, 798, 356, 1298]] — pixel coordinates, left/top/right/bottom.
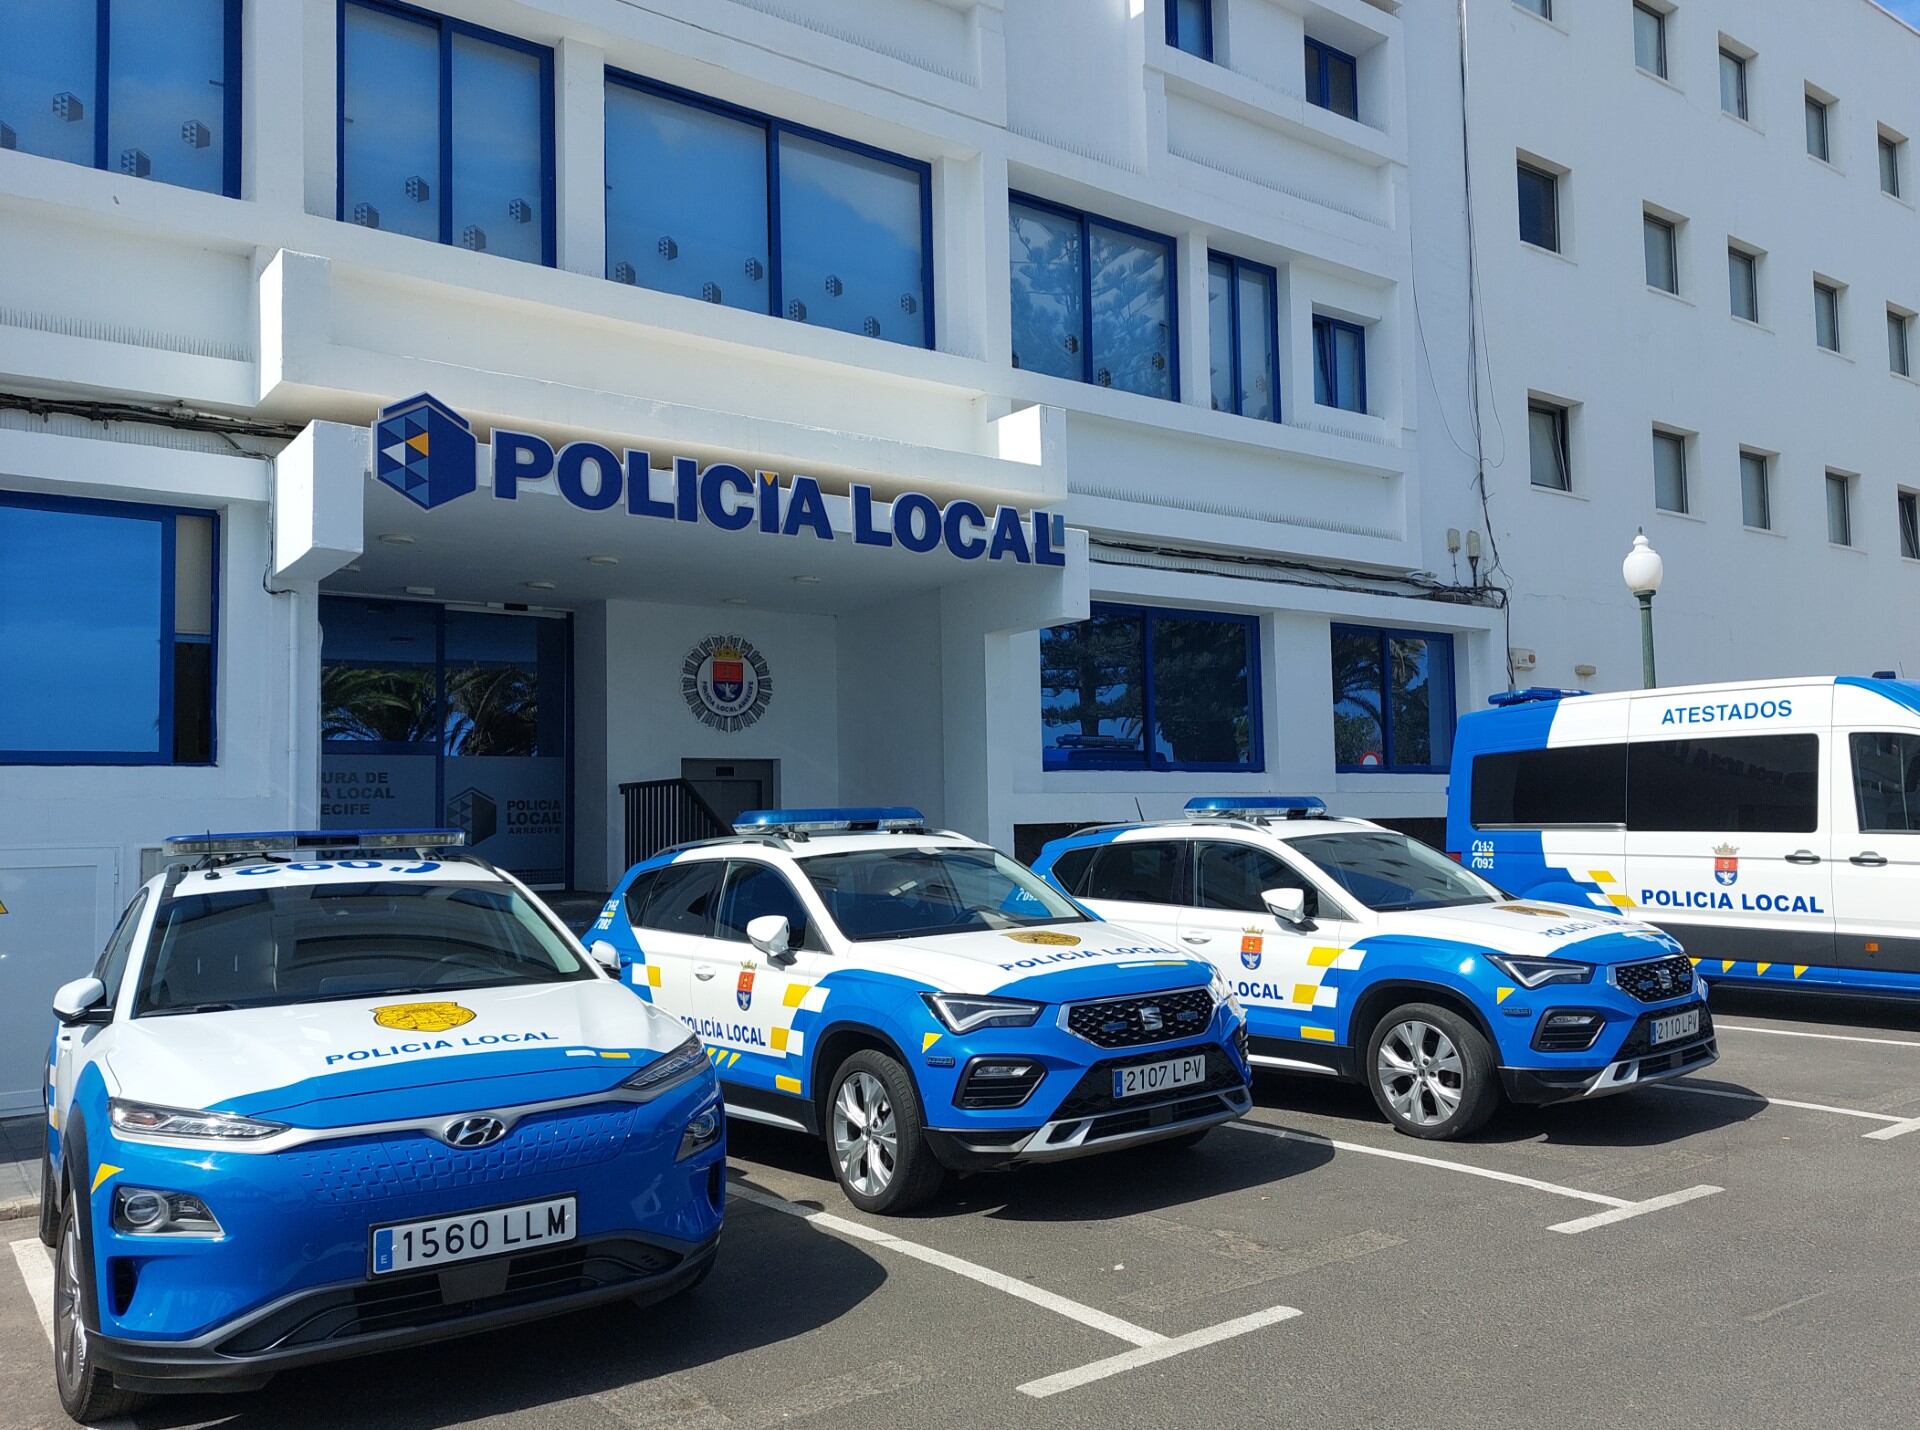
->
[[1621, 531, 1664, 689]]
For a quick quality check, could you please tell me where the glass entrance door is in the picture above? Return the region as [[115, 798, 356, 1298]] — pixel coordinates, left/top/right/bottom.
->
[[320, 597, 570, 885]]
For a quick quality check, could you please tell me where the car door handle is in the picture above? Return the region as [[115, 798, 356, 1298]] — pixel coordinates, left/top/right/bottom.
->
[[1850, 852, 1889, 868], [1785, 850, 1822, 865], [693, 965, 716, 981], [1181, 933, 1211, 945]]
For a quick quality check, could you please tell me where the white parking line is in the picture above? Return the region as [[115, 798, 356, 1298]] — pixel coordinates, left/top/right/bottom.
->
[[1652, 1081, 1920, 1138], [1228, 1122, 1722, 1233], [1716, 1022, 1920, 1050], [9, 1238, 53, 1344], [728, 1184, 1301, 1396]]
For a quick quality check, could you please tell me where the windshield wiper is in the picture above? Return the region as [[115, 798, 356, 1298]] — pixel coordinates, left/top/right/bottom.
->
[[144, 1002, 238, 1017]]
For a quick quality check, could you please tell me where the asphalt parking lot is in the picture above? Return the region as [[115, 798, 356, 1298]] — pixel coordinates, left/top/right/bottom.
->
[[7, 985, 1920, 1430]]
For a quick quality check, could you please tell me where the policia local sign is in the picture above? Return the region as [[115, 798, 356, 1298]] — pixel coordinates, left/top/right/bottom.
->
[[373, 393, 1067, 566]]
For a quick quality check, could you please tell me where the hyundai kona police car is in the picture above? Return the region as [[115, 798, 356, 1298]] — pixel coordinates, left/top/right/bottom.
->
[[1034, 799, 1718, 1141], [38, 831, 724, 1422], [592, 808, 1252, 1214]]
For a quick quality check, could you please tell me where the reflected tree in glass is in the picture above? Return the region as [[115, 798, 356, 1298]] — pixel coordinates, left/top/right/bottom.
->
[[1009, 202, 1084, 380], [1151, 617, 1250, 765], [445, 663, 539, 756], [1041, 613, 1143, 760], [321, 665, 438, 744], [1331, 629, 1385, 765]]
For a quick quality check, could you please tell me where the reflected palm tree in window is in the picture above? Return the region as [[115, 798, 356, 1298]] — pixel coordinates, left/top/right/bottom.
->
[[320, 664, 438, 744], [1041, 616, 1143, 758], [444, 662, 540, 756]]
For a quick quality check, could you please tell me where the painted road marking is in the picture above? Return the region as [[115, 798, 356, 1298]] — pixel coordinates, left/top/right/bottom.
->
[[1653, 1081, 1920, 1139], [1715, 1022, 1920, 1050], [1230, 1122, 1721, 1233], [9, 1239, 53, 1345], [1547, 1185, 1724, 1235], [728, 1184, 1300, 1396]]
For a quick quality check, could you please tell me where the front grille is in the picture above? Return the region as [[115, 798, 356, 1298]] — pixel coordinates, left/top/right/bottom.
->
[[216, 1237, 682, 1356], [1614, 954, 1696, 1003], [279, 1105, 639, 1207], [1049, 1045, 1246, 1121], [1063, 987, 1215, 1048]]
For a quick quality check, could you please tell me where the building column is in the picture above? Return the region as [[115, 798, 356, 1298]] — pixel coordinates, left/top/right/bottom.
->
[[555, 37, 607, 280]]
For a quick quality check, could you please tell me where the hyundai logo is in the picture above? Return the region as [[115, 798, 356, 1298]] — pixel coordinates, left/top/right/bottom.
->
[[1139, 1005, 1164, 1033], [441, 1116, 506, 1148]]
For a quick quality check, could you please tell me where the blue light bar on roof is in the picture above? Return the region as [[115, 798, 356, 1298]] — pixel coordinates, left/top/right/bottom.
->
[[1183, 797, 1328, 820], [1486, 687, 1590, 707], [163, 829, 467, 855], [732, 807, 926, 834]]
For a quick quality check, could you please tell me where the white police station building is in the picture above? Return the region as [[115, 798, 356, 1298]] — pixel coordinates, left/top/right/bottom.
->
[[3, 0, 1917, 1116]]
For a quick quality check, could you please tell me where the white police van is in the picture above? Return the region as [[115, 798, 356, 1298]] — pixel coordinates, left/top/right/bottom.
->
[[1447, 676, 1920, 998], [593, 808, 1251, 1213], [39, 830, 723, 1422]]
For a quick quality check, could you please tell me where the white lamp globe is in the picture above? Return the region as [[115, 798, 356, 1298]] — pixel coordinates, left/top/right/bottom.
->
[[1622, 531, 1664, 596]]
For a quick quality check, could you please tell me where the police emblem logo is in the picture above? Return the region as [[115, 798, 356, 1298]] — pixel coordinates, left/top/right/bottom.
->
[[1713, 843, 1739, 887], [736, 962, 756, 1012], [1498, 903, 1575, 918], [372, 1001, 475, 1033], [1005, 930, 1082, 946], [1240, 930, 1263, 970], [683, 634, 773, 732]]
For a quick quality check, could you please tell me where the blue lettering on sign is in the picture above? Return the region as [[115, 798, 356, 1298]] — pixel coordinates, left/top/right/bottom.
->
[[1638, 888, 1827, 914], [1658, 698, 1793, 726], [480, 427, 1065, 566]]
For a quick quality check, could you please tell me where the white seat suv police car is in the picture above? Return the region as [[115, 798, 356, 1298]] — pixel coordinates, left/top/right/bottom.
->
[[39, 830, 724, 1422], [592, 808, 1252, 1214], [1035, 799, 1715, 1141]]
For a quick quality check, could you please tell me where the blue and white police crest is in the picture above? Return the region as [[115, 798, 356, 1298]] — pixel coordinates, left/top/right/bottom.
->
[[683, 635, 773, 732], [374, 392, 477, 510], [736, 962, 756, 1012], [1713, 843, 1739, 887], [1240, 930, 1262, 970]]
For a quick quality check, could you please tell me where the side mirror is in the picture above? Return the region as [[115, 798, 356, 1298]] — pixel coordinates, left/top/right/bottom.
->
[[52, 977, 111, 1027], [1261, 888, 1312, 928], [587, 940, 620, 975], [747, 915, 795, 961]]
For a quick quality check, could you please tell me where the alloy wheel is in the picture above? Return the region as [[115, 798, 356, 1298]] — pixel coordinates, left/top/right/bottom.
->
[[1376, 1018, 1466, 1128], [831, 1071, 899, 1197]]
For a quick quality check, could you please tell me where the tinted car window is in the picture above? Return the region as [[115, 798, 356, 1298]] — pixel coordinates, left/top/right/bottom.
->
[[1627, 734, 1820, 834], [1047, 845, 1097, 895], [93, 889, 150, 1003], [716, 861, 814, 949], [636, 861, 724, 937], [621, 869, 660, 928], [1082, 841, 1185, 904], [1194, 841, 1319, 918], [1851, 731, 1920, 834], [799, 847, 1082, 942], [1290, 831, 1501, 912], [1471, 744, 1628, 827]]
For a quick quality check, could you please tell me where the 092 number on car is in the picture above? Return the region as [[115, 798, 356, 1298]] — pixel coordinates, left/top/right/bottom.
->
[[371, 1195, 576, 1276]]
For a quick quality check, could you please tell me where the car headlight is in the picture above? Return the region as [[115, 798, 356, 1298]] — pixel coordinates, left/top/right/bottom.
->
[[1486, 953, 1594, 988], [921, 992, 1045, 1034], [1209, 970, 1244, 1019], [621, 1035, 709, 1100], [109, 1099, 286, 1141], [112, 1186, 223, 1236], [678, 1099, 723, 1160]]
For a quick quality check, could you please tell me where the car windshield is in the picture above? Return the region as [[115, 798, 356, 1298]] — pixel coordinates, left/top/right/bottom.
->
[[798, 847, 1084, 942], [134, 881, 593, 1015], [1289, 832, 1503, 913]]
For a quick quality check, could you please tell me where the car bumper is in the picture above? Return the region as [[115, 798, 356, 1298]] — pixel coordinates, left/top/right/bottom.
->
[[1500, 1001, 1718, 1105], [92, 1231, 719, 1392]]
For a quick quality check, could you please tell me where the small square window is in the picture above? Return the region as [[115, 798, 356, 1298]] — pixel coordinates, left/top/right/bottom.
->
[[1728, 247, 1759, 322], [1312, 315, 1367, 413], [1900, 490, 1920, 559], [1517, 161, 1560, 251], [1643, 212, 1678, 293], [1891, 309, 1912, 376], [1719, 48, 1748, 120], [1806, 94, 1832, 162], [1633, 4, 1667, 79], [1304, 37, 1359, 121], [1529, 399, 1571, 490], [1740, 451, 1772, 530], [1827, 472, 1854, 546], [1652, 430, 1688, 513], [1815, 281, 1842, 351], [1166, 0, 1213, 62], [1882, 134, 1904, 197]]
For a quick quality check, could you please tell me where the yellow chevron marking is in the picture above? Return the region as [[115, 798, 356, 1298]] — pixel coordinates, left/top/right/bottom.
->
[[1721, 960, 1736, 973], [922, 1032, 942, 1053], [727, 1051, 741, 1067], [770, 1027, 790, 1053], [775, 1074, 802, 1093], [1307, 946, 1343, 968], [1793, 965, 1807, 979], [1607, 894, 1636, 909], [1688, 957, 1701, 967], [645, 965, 662, 988], [1301, 1026, 1335, 1042], [0, 897, 8, 913], [783, 984, 811, 1008], [1495, 986, 1515, 1005], [599, 1051, 631, 1059], [1756, 962, 1772, 976], [1588, 869, 1617, 885], [1293, 984, 1319, 1007], [91, 1163, 122, 1194], [707, 1047, 721, 1062]]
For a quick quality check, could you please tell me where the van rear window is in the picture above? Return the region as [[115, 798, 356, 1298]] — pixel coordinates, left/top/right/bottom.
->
[[1470, 745, 1627, 827], [1627, 734, 1819, 834]]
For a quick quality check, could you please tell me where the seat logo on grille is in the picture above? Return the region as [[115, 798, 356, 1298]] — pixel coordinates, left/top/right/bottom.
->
[[1139, 1005, 1164, 1033], [441, 1116, 506, 1148]]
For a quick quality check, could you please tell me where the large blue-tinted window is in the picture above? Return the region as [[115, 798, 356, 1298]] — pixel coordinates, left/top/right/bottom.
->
[[0, 0, 239, 195], [603, 74, 932, 348], [1010, 196, 1178, 401], [0, 494, 217, 765], [1208, 253, 1279, 421], [1042, 604, 1260, 772], [1313, 314, 1367, 413], [338, 2, 555, 265], [1332, 625, 1454, 773], [1165, 0, 1213, 61]]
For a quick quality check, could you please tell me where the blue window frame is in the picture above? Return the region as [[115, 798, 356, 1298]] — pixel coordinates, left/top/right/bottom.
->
[[1042, 603, 1261, 773], [1331, 625, 1455, 774], [604, 72, 934, 349], [1010, 194, 1178, 401], [0, 492, 218, 766], [1165, 0, 1214, 61], [338, 0, 556, 266], [1312, 314, 1367, 413], [1207, 252, 1280, 421], [1304, 36, 1359, 120], [0, 0, 241, 196]]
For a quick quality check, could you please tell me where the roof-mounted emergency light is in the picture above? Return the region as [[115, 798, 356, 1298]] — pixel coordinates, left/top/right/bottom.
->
[[1183, 797, 1328, 821], [1486, 687, 1591, 707], [163, 829, 467, 855], [731, 807, 926, 835]]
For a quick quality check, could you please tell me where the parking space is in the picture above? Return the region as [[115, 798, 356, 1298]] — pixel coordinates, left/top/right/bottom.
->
[[7, 986, 1920, 1429]]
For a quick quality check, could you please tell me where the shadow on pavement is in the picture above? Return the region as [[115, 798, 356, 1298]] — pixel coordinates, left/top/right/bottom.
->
[[1706, 985, 1920, 1035]]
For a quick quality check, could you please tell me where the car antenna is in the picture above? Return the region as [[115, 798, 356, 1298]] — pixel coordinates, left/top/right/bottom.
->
[[1134, 797, 1145, 822]]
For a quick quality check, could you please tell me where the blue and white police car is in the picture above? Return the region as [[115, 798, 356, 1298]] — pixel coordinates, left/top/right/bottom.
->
[[1033, 798, 1718, 1140], [38, 830, 723, 1422], [591, 808, 1251, 1214]]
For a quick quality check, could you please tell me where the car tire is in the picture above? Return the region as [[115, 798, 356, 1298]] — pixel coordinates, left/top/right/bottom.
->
[[38, 1142, 59, 1249], [1364, 1002, 1500, 1141], [53, 1197, 144, 1424], [824, 1050, 946, 1215]]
